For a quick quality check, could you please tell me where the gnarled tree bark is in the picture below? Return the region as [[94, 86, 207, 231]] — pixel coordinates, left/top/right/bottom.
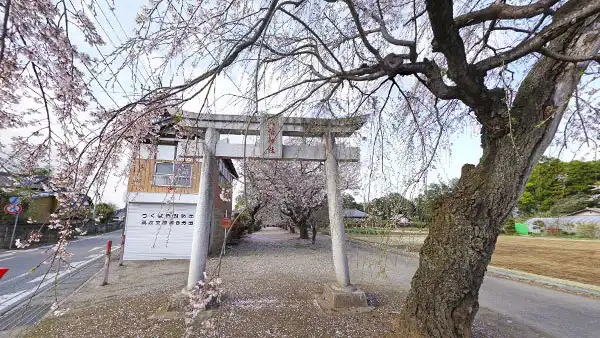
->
[[399, 11, 600, 338]]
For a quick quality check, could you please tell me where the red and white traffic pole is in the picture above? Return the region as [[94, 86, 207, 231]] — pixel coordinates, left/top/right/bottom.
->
[[101, 240, 112, 286], [118, 234, 125, 266]]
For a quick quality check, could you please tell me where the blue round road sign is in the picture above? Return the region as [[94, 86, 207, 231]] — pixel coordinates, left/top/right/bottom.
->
[[3, 204, 22, 214]]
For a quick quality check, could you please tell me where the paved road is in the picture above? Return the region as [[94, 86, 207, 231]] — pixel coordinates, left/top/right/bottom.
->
[[0, 231, 123, 317], [349, 242, 600, 338]]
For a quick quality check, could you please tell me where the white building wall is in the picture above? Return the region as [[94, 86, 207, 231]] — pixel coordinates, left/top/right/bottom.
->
[[124, 201, 197, 260]]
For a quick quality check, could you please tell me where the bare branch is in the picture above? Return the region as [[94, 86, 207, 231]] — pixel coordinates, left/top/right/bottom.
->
[[353, 1, 418, 61], [476, 1, 600, 71], [341, 0, 384, 62], [425, 0, 488, 106], [539, 47, 600, 63], [455, 0, 559, 28]]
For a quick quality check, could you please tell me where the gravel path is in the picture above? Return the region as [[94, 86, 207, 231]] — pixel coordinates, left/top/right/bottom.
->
[[19, 227, 551, 338], [216, 228, 547, 338]]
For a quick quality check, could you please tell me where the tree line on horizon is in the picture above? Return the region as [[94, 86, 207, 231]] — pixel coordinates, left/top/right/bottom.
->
[[344, 157, 600, 224]]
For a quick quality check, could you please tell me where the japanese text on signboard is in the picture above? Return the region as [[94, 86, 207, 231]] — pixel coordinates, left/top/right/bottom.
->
[[141, 212, 194, 226]]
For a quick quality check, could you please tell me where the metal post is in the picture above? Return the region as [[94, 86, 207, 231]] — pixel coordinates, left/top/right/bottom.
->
[[187, 127, 219, 290], [324, 133, 351, 287], [101, 240, 112, 286], [221, 227, 229, 256], [8, 213, 19, 250], [118, 234, 126, 266]]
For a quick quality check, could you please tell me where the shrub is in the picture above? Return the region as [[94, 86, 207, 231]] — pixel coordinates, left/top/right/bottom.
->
[[502, 218, 517, 235], [411, 221, 428, 228], [344, 219, 363, 228], [576, 223, 600, 238], [346, 227, 390, 235]]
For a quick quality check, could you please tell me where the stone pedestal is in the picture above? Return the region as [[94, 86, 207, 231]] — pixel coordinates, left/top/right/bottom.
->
[[318, 283, 369, 310]]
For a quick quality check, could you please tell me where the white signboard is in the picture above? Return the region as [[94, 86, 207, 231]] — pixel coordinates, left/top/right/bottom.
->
[[124, 202, 197, 260]]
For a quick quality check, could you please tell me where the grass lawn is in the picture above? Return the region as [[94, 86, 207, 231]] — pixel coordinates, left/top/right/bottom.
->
[[491, 236, 600, 286]]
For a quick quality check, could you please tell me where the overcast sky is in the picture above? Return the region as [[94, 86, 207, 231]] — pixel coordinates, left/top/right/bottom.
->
[[0, 1, 597, 208]]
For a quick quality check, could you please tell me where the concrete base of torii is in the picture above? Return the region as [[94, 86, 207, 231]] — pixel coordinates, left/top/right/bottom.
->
[[316, 283, 370, 311]]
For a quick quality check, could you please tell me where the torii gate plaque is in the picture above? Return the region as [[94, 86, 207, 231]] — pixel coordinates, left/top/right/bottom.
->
[[161, 111, 366, 304], [260, 114, 283, 158]]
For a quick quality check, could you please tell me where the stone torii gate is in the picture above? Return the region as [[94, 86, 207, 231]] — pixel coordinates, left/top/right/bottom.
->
[[167, 112, 368, 308]]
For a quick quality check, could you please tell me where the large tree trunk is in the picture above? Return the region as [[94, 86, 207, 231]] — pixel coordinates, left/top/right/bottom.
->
[[299, 225, 309, 239], [399, 15, 600, 338]]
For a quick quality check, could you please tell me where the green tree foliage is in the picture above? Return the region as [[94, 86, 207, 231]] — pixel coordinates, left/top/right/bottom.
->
[[518, 158, 600, 216], [234, 195, 246, 211], [95, 202, 117, 223], [414, 179, 458, 223], [366, 193, 416, 220], [0, 191, 16, 222], [342, 193, 363, 211], [548, 194, 593, 215], [0, 189, 33, 223]]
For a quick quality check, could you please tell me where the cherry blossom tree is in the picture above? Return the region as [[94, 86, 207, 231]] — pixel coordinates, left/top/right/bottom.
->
[[1, 0, 600, 336], [244, 158, 358, 239], [235, 162, 268, 230]]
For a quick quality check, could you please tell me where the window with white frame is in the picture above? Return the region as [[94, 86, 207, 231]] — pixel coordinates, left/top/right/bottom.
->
[[153, 162, 193, 187]]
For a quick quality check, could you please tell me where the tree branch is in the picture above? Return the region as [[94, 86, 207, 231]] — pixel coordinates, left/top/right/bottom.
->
[[0, 0, 11, 65], [352, 1, 417, 61], [425, 0, 487, 106], [476, 0, 600, 71], [539, 47, 600, 63], [455, 0, 559, 28], [341, 0, 383, 62]]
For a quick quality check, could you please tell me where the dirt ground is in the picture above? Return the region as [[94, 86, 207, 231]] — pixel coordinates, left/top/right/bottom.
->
[[19, 228, 551, 338], [350, 232, 600, 286], [491, 236, 600, 286]]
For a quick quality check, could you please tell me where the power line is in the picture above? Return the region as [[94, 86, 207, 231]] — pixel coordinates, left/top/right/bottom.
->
[[98, 0, 154, 81], [73, 0, 151, 92]]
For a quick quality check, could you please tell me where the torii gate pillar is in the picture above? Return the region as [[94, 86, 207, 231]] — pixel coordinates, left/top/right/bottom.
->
[[320, 133, 368, 309], [324, 133, 350, 287], [187, 127, 219, 290]]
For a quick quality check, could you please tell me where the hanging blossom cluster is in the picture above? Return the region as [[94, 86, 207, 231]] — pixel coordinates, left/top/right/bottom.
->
[[50, 302, 70, 317], [1, 0, 118, 257], [0, 0, 103, 131], [185, 272, 222, 337]]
